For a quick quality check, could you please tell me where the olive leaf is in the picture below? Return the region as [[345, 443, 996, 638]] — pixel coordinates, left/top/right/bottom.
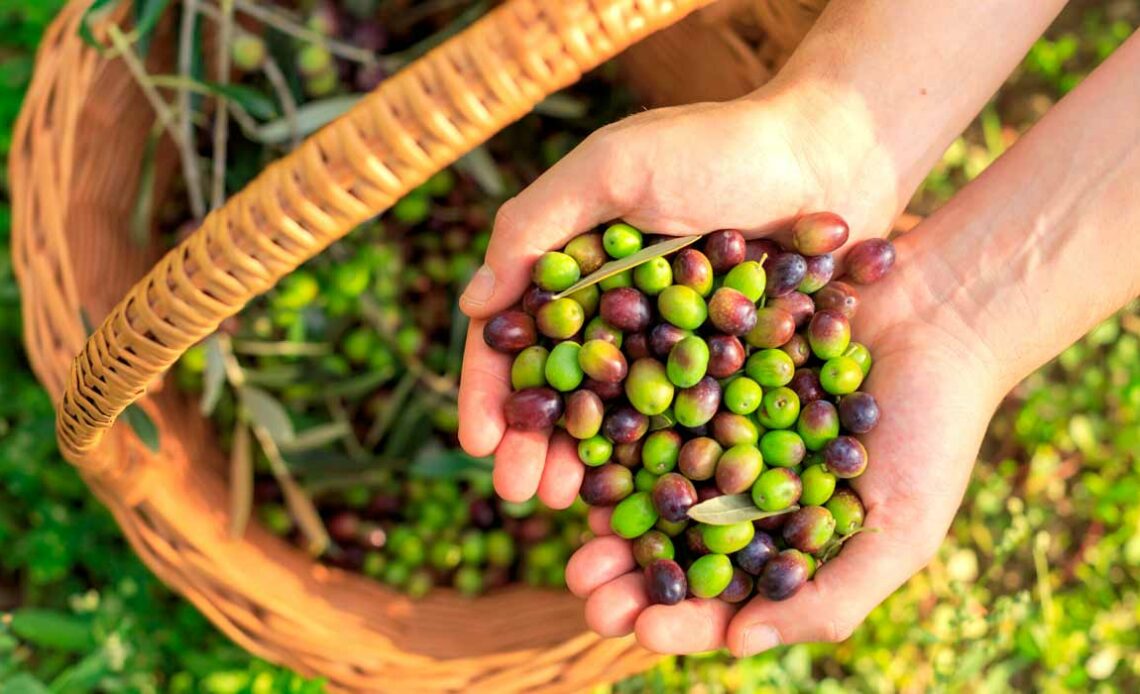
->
[[132, 0, 173, 56], [122, 403, 160, 453], [411, 441, 493, 480], [239, 385, 295, 445], [686, 495, 799, 525], [250, 95, 361, 145], [455, 146, 505, 198], [818, 526, 881, 563], [554, 235, 701, 299], [129, 124, 161, 247], [199, 335, 227, 416], [278, 421, 351, 454], [228, 420, 252, 539]]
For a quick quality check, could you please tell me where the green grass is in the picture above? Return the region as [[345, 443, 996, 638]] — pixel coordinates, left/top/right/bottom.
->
[[1, 2, 1138, 692]]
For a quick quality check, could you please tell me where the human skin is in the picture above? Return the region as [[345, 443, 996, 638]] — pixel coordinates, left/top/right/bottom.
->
[[565, 30, 1140, 656], [456, 0, 1067, 506]]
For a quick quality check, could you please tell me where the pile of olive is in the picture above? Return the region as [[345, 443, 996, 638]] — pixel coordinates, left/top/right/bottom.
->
[[484, 215, 893, 603]]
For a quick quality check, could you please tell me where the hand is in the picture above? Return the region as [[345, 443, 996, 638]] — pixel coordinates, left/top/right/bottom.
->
[[563, 234, 1007, 654], [457, 87, 902, 506]]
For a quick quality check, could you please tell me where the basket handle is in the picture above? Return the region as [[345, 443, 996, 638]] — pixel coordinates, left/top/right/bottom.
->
[[56, 0, 712, 464]]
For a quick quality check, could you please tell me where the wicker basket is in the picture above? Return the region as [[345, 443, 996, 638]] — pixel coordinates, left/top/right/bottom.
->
[[11, 0, 824, 691]]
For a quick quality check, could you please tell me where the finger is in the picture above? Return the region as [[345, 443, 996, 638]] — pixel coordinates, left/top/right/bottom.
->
[[587, 506, 614, 536], [537, 431, 585, 510], [565, 535, 634, 598], [584, 572, 650, 637], [457, 321, 511, 457], [459, 133, 631, 318], [492, 428, 549, 503], [726, 520, 931, 657], [634, 599, 736, 654]]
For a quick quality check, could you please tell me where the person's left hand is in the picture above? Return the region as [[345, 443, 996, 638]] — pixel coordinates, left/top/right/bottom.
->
[[563, 232, 1007, 655]]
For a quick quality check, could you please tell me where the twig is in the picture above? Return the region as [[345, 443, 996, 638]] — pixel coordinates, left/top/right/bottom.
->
[[105, 26, 185, 149], [177, 0, 206, 220], [211, 0, 235, 210], [261, 55, 300, 149], [201, 0, 378, 66]]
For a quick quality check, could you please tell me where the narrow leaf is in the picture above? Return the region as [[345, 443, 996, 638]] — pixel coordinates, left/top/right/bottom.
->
[[455, 146, 505, 197], [818, 526, 880, 563], [228, 420, 253, 538], [239, 386, 295, 445], [231, 340, 330, 357], [8, 609, 95, 652], [534, 93, 588, 120], [199, 335, 227, 416], [78, 0, 121, 51], [149, 75, 278, 119], [554, 235, 701, 299], [129, 123, 162, 247], [279, 421, 351, 454], [241, 365, 305, 389], [410, 442, 493, 480], [122, 403, 160, 453], [686, 495, 799, 525], [250, 424, 328, 555], [250, 95, 361, 144], [133, 0, 173, 56]]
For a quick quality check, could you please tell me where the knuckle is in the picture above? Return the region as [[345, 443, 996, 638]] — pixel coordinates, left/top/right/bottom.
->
[[589, 129, 644, 212]]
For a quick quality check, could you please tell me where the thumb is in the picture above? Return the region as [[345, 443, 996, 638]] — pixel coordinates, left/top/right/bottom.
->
[[459, 131, 637, 318], [725, 515, 937, 656]]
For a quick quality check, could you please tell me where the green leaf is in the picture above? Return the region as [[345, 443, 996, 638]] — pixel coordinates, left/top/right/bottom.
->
[[534, 93, 588, 120], [278, 422, 350, 454], [554, 235, 701, 299], [3, 674, 50, 694], [686, 495, 798, 525], [149, 75, 278, 120], [455, 146, 505, 197], [78, 0, 121, 51], [8, 609, 95, 652], [132, 0, 172, 56], [410, 442, 492, 480], [122, 403, 160, 453], [250, 95, 361, 145], [129, 125, 161, 247], [239, 386, 295, 445], [199, 335, 227, 416]]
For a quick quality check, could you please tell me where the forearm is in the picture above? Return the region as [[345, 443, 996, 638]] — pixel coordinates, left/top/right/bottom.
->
[[764, 0, 1068, 224], [904, 30, 1140, 389]]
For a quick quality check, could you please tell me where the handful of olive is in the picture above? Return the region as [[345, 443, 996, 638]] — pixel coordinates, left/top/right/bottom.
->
[[483, 214, 894, 604]]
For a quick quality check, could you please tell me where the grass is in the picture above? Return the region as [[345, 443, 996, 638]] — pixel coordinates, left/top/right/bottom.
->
[[0, 1, 1138, 691]]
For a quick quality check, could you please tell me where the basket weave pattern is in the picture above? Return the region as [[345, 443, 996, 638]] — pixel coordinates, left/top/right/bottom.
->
[[12, 1, 715, 690]]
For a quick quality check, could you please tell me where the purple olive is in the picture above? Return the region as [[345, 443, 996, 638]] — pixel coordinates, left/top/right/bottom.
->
[[603, 405, 650, 444], [504, 387, 563, 430], [708, 288, 758, 336], [678, 437, 723, 481], [584, 377, 624, 401], [564, 390, 605, 439], [823, 435, 869, 478], [845, 238, 896, 284], [707, 335, 747, 378], [769, 291, 815, 328], [839, 392, 881, 434], [719, 568, 755, 603], [624, 331, 652, 360], [650, 323, 691, 357], [652, 472, 699, 522], [645, 559, 687, 605], [745, 307, 796, 349], [745, 238, 782, 265], [600, 287, 652, 332], [799, 253, 836, 293], [765, 253, 808, 298], [523, 286, 556, 316], [789, 368, 826, 404], [484, 310, 537, 353], [581, 464, 634, 505], [781, 334, 812, 367], [704, 229, 747, 272], [792, 212, 849, 256], [782, 506, 836, 554], [672, 248, 714, 296], [814, 280, 860, 319], [758, 549, 812, 600], [735, 530, 778, 575]]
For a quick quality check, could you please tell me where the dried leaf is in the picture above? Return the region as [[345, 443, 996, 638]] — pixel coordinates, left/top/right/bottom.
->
[[686, 495, 799, 525], [239, 386, 294, 445], [122, 403, 160, 453], [200, 335, 227, 416], [554, 235, 701, 299], [279, 421, 351, 454], [228, 420, 252, 538]]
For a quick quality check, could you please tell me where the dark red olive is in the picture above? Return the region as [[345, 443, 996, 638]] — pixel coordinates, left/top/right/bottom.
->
[[484, 310, 537, 353], [504, 387, 563, 430]]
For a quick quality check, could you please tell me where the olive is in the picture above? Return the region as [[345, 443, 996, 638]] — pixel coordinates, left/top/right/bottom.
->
[[580, 464, 633, 504], [511, 345, 549, 389], [756, 386, 801, 430], [564, 232, 607, 273], [564, 389, 605, 439], [544, 341, 584, 392], [769, 291, 815, 328], [645, 559, 687, 605], [667, 336, 710, 388], [808, 309, 852, 360], [751, 468, 802, 512], [799, 464, 837, 506], [658, 285, 709, 330], [745, 238, 782, 265], [614, 439, 646, 468], [504, 388, 562, 430], [757, 549, 811, 600], [673, 376, 722, 428], [723, 260, 766, 301], [707, 334, 747, 378], [635, 468, 660, 493], [704, 229, 747, 272], [781, 333, 812, 367], [745, 349, 795, 388], [672, 248, 714, 296], [782, 506, 836, 554], [814, 280, 859, 319], [603, 405, 649, 444], [603, 222, 644, 259], [797, 399, 840, 451], [578, 339, 628, 383], [820, 356, 865, 395], [715, 444, 764, 494], [759, 430, 807, 468], [610, 491, 659, 539], [703, 520, 756, 554], [599, 269, 634, 291], [536, 298, 585, 340], [600, 287, 652, 332], [533, 251, 581, 291], [720, 568, 756, 604], [625, 358, 676, 416], [792, 212, 849, 256], [788, 368, 826, 404], [827, 488, 866, 534], [838, 392, 881, 433], [584, 377, 624, 401], [799, 253, 836, 294], [523, 286, 556, 316], [569, 284, 600, 317], [633, 256, 674, 295], [687, 553, 734, 598], [624, 332, 652, 360], [843, 342, 873, 375], [723, 376, 763, 415], [735, 530, 778, 575], [678, 437, 723, 481], [649, 323, 692, 357], [708, 288, 758, 336], [845, 238, 896, 284], [652, 472, 699, 522], [765, 253, 808, 298], [484, 310, 537, 353], [642, 429, 683, 474], [632, 531, 675, 569], [745, 307, 796, 348], [823, 436, 868, 478], [583, 316, 623, 348], [711, 412, 760, 448]]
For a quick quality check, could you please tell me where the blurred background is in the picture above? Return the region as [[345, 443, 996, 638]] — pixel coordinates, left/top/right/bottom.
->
[[2, 0, 1139, 691]]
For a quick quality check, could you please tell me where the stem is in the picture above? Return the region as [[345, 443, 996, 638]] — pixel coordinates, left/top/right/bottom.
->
[[177, 0, 206, 220], [261, 55, 300, 149], [105, 26, 184, 149], [211, 0, 235, 210], [202, 0, 378, 66]]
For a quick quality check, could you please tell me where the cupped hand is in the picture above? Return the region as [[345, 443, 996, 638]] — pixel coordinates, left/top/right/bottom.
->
[[457, 88, 902, 506], [563, 234, 1008, 655]]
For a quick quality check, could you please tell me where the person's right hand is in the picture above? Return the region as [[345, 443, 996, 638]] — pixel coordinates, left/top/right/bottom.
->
[[457, 85, 906, 507]]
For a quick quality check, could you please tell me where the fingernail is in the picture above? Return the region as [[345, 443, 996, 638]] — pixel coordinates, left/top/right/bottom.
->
[[462, 265, 495, 306], [740, 625, 781, 656]]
